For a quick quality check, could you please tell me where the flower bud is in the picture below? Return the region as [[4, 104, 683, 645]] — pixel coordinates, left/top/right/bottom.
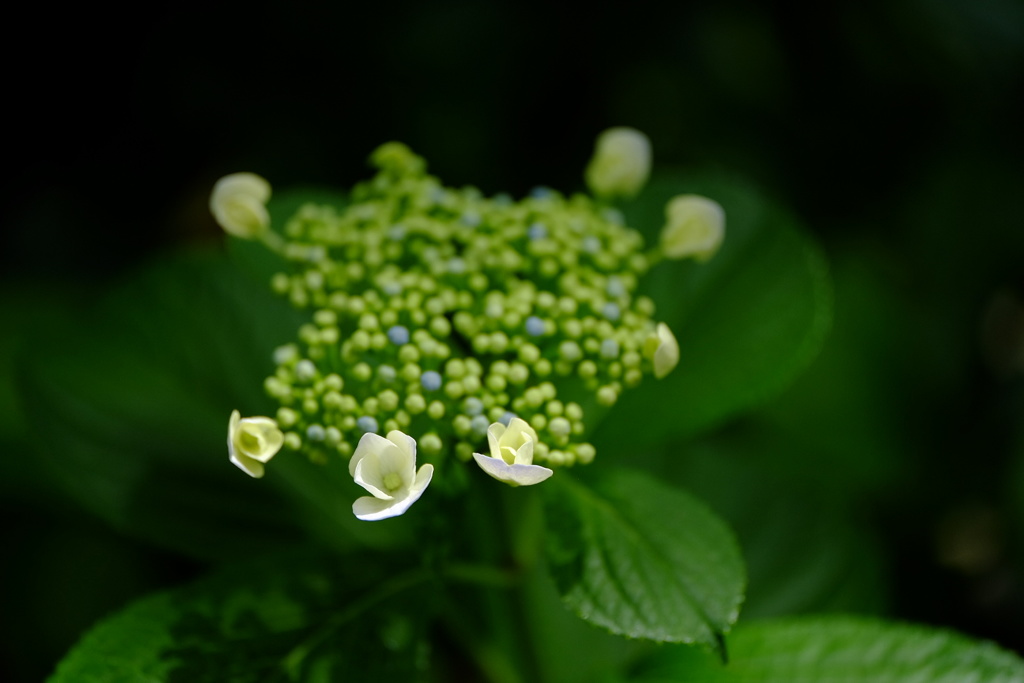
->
[[210, 173, 271, 238], [584, 127, 652, 199], [661, 195, 725, 261]]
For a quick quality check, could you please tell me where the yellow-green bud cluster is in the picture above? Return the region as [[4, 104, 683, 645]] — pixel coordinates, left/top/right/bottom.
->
[[262, 142, 669, 468]]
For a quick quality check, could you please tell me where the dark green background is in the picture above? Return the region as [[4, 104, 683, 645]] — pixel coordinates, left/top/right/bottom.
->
[[3, 1, 1024, 680]]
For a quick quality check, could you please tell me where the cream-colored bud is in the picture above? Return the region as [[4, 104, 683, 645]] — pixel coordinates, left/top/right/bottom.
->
[[585, 127, 652, 199], [228, 410, 284, 478], [643, 323, 679, 379], [210, 172, 272, 238], [661, 195, 725, 261]]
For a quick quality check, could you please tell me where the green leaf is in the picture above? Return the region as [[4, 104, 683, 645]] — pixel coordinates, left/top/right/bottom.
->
[[49, 551, 433, 683], [18, 251, 306, 560], [542, 468, 745, 649], [628, 616, 1024, 683], [593, 171, 832, 451], [662, 428, 889, 619]]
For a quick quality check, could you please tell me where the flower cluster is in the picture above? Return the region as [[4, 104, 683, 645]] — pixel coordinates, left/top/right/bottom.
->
[[217, 130, 725, 519]]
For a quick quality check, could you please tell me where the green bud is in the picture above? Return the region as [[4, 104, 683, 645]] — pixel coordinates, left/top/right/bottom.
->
[[420, 433, 443, 455], [428, 401, 446, 420], [578, 360, 597, 379], [353, 363, 373, 382], [455, 442, 474, 462], [314, 309, 337, 327], [401, 363, 422, 383], [575, 443, 596, 464], [276, 407, 298, 428], [379, 389, 400, 412], [398, 345, 420, 364], [559, 340, 582, 362], [445, 380, 465, 400], [430, 316, 451, 337], [518, 344, 541, 363], [406, 394, 427, 414], [508, 363, 529, 385], [453, 414, 472, 435], [549, 416, 571, 437], [597, 385, 618, 406]]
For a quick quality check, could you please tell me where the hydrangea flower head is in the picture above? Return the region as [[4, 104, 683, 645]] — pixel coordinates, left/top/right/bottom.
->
[[222, 131, 724, 517]]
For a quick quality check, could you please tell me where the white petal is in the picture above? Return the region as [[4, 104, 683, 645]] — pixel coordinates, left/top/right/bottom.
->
[[354, 455, 393, 500], [385, 430, 418, 485], [512, 439, 534, 466], [350, 432, 393, 477], [472, 453, 553, 487], [227, 410, 240, 460], [237, 416, 283, 462], [653, 322, 680, 379], [352, 496, 403, 521], [230, 451, 265, 478], [486, 422, 505, 460], [352, 464, 433, 521]]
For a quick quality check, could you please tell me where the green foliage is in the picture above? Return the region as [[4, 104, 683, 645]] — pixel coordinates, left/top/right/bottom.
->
[[627, 616, 1024, 683], [542, 469, 744, 649], [594, 171, 832, 452], [18, 252, 306, 561], [49, 552, 431, 683]]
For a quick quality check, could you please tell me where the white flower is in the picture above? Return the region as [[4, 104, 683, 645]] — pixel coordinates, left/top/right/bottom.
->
[[210, 172, 272, 238], [660, 194, 725, 261], [228, 409, 284, 478], [472, 418, 553, 487], [584, 127, 652, 199], [643, 322, 680, 379], [349, 431, 433, 521]]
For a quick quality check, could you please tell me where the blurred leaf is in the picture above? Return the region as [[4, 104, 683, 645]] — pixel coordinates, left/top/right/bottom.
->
[[542, 468, 745, 649], [627, 616, 1024, 682], [594, 170, 831, 452], [49, 551, 432, 683], [19, 250, 305, 560], [663, 428, 888, 619]]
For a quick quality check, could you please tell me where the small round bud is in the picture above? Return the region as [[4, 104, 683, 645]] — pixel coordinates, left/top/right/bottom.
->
[[379, 389, 400, 412], [420, 433, 443, 455], [295, 359, 317, 382], [353, 363, 373, 382], [421, 370, 443, 392], [427, 401, 446, 420], [406, 394, 427, 414], [276, 407, 298, 428], [357, 416, 379, 433], [387, 325, 410, 345]]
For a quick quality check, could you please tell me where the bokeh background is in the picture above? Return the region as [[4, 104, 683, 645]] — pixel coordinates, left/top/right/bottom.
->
[[3, 1, 1024, 680]]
